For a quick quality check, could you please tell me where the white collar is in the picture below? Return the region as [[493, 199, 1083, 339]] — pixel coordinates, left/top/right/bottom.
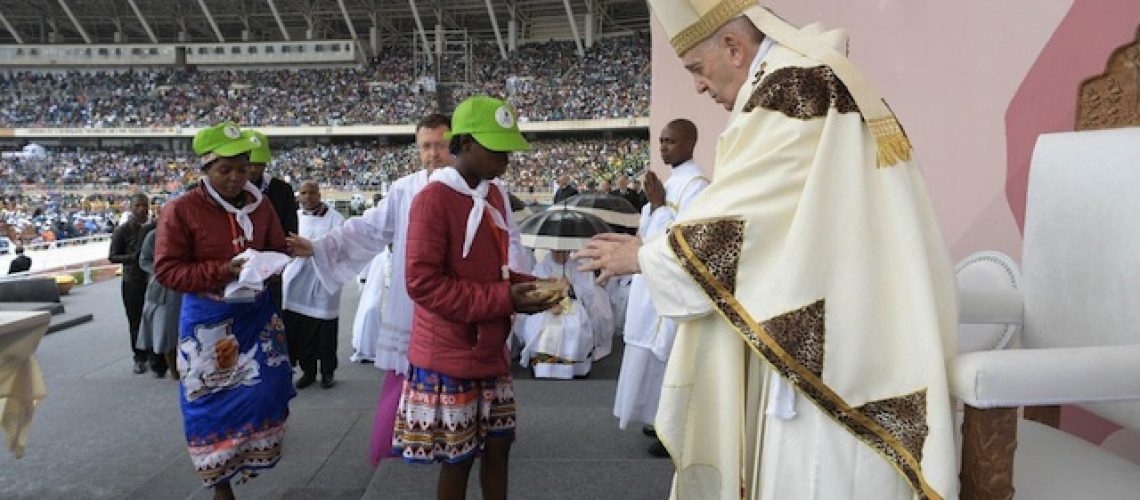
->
[[749, 36, 777, 78], [670, 160, 702, 178]]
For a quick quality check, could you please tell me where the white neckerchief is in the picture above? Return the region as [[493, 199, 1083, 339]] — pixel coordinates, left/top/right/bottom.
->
[[429, 167, 509, 259], [202, 177, 263, 247]]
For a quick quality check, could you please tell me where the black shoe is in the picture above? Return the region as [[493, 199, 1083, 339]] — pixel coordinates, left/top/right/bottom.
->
[[320, 375, 336, 389], [642, 425, 656, 437], [295, 373, 316, 389], [133, 360, 147, 374], [153, 368, 167, 379], [648, 440, 670, 458]]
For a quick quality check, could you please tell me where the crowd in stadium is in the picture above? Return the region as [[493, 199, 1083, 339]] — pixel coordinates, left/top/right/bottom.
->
[[0, 34, 651, 247], [0, 36, 648, 128], [1, 192, 131, 249], [1, 136, 648, 191], [0, 135, 648, 246]]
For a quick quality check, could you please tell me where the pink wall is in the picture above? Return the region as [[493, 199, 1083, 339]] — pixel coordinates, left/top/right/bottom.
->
[[1005, 0, 1140, 229], [650, 0, 1073, 261]]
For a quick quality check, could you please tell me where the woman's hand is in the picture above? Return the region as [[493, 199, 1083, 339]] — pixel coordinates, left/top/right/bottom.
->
[[228, 258, 247, 277]]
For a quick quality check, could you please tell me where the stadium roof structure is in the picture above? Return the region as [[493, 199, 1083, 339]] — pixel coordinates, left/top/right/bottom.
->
[[0, 0, 649, 46]]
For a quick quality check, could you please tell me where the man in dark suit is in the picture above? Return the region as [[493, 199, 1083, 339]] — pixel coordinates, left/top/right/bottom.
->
[[244, 130, 298, 235], [611, 175, 645, 210], [628, 179, 648, 210], [244, 130, 298, 313], [109, 194, 154, 374], [553, 175, 579, 203], [7, 246, 30, 274]]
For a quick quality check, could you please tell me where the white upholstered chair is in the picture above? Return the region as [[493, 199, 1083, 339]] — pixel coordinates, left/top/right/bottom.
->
[[952, 128, 1140, 499], [956, 250, 1022, 354]]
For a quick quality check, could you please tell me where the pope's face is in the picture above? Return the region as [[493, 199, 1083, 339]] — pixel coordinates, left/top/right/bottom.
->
[[682, 39, 746, 111]]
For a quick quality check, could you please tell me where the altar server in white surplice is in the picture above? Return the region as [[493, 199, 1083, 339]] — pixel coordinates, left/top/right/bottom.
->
[[514, 250, 614, 379], [283, 181, 346, 389], [350, 247, 391, 363], [612, 119, 708, 458]]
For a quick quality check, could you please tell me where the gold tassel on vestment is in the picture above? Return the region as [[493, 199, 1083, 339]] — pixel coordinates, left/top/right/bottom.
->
[[868, 115, 913, 168]]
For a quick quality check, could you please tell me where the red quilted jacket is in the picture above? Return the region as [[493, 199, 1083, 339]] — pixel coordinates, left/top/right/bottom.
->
[[404, 181, 534, 379]]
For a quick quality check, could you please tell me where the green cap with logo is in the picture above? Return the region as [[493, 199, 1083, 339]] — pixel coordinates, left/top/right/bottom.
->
[[446, 96, 530, 152], [192, 122, 260, 168], [243, 130, 272, 164]]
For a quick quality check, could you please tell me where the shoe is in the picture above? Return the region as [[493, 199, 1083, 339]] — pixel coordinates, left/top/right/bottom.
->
[[153, 368, 167, 379], [642, 425, 656, 437], [648, 440, 670, 458], [295, 373, 316, 389], [320, 375, 336, 389], [133, 360, 147, 374]]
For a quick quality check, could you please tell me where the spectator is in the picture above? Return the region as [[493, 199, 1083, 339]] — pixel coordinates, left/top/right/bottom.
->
[[0, 35, 649, 128], [553, 175, 579, 203], [7, 246, 30, 274]]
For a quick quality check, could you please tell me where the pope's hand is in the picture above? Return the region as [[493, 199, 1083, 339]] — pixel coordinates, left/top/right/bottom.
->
[[574, 233, 642, 285], [286, 233, 313, 257]]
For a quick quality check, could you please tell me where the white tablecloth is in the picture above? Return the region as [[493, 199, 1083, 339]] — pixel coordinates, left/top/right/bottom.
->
[[0, 311, 50, 459]]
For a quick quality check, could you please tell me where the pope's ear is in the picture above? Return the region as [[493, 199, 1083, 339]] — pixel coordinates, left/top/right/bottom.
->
[[721, 32, 747, 67]]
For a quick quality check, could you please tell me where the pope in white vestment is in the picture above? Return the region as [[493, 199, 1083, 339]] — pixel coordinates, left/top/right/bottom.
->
[[580, 2, 960, 499]]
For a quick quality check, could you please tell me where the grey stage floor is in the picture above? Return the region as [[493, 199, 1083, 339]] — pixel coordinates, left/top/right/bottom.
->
[[0, 278, 673, 500]]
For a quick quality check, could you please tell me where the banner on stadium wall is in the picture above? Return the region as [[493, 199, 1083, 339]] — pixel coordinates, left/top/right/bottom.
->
[[0, 118, 648, 138]]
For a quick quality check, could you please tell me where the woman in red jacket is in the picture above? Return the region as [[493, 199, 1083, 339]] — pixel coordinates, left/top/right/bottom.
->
[[155, 123, 295, 500], [396, 96, 561, 500]]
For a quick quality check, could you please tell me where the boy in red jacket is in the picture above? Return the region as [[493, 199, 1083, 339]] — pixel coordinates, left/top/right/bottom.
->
[[398, 96, 561, 500]]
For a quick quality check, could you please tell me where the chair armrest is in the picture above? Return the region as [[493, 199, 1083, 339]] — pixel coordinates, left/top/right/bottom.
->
[[950, 345, 1140, 408], [958, 288, 1023, 325]]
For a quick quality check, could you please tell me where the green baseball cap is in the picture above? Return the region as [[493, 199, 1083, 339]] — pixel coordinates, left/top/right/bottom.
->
[[446, 96, 530, 152], [192, 122, 259, 167], [244, 130, 272, 164]]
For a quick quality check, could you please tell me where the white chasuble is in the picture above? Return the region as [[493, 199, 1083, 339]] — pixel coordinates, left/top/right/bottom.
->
[[639, 24, 958, 500]]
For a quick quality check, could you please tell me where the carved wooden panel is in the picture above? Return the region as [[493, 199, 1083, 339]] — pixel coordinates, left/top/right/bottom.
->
[[1023, 405, 1062, 429], [960, 405, 1018, 500], [1076, 26, 1140, 131]]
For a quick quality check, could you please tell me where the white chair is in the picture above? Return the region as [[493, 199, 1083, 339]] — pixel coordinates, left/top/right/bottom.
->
[[952, 128, 1140, 499], [956, 250, 1022, 354]]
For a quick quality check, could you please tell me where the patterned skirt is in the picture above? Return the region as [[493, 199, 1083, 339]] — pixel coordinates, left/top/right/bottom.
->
[[392, 365, 516, 464], [179, 292, 296, 486]]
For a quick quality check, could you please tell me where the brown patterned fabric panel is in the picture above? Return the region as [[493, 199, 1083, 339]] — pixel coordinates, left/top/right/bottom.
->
[[855, 389, 930, 464], [759, 299, 826, 378], [667, 228, 934, 498], [671, 219, 744, 293], [743, 65, 860, 118]]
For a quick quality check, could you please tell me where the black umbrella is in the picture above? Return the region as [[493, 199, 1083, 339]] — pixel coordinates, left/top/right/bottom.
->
[[556, 193, 639, 234], [519, 207, 612, 251]]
